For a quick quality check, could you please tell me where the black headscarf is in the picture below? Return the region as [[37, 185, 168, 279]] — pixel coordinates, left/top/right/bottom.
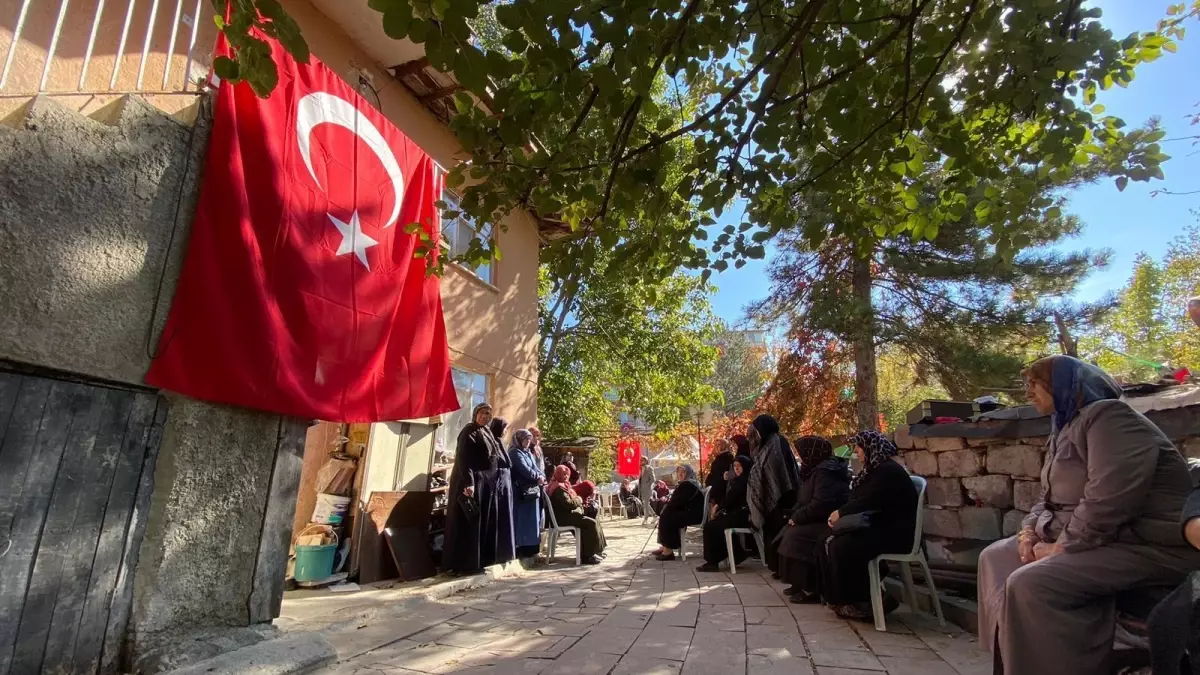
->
[[847, 430, 898, 490], [751, 414, 781, 443], [731, 434, 750, 456], [795, 435, 834, 479], [731, 455, 753, 483], [489, 417, 509, 444]]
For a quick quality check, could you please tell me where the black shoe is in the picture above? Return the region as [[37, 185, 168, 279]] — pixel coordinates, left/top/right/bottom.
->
[[790, 592, 820, 604], [783, 585, 802, 595], [655, 552, 677, 561], [583, 555, 602, 565], [696, 563, 720, 572], [771, 572, 781, 580]]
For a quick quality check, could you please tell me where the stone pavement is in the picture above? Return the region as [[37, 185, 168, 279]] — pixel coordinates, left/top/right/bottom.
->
[[291, 518, 989, 675]]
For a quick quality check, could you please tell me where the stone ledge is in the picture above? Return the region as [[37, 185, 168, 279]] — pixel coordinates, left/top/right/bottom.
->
[[159, 632, 336, 675]]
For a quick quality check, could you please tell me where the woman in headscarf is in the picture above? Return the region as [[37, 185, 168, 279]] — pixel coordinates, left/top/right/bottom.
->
[[696, 455, 754, 571], [817, 430, 917, 620], [731, 434, 750, 458], [705, 438, 736, 516], [650, 480, 670, 515], [484, 417, 516, 566], [508, 428, 544, 559], [573, 479, 600, 518], [777, 436, 851, 603], [651, 465, 706, 560], [747, 415, 801, 574], [547, 465, 607, 564], [443, 404, 509, 573], [978, 356, 1200, 675], [619, 479, 643, 518]]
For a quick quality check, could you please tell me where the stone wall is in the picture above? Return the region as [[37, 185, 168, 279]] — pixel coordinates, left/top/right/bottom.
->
[[0, 95, 298, 668], [896, 409, 1200, 567]]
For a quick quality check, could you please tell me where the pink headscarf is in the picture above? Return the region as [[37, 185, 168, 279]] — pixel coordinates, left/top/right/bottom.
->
[[547, 465, 574, 497]]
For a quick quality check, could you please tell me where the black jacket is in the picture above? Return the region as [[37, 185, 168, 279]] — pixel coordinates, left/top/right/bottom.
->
[[790, 457, 851, 526], [840, 458, 918, 550], [663, 480, 705, 524]]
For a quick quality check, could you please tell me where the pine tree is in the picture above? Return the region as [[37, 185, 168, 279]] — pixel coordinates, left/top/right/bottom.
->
[[751, 171, 1112, 427]]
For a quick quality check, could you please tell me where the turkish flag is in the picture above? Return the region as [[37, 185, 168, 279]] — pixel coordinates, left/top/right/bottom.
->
[[146, 35, 458, 422], [617, 440, 641, 477]]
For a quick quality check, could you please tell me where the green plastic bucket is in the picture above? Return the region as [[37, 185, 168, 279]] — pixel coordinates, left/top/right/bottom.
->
[[294, 543, 337, 582]]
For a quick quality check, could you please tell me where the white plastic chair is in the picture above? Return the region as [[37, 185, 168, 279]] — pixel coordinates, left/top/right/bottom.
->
[[723, 527, 766, 574], [677, 487, 711, 562], [541, 487, 581, 565], [867, 474, 946, 632]]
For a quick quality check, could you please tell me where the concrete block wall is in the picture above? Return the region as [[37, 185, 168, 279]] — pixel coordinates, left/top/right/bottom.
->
[[0, 95, 298, 669]]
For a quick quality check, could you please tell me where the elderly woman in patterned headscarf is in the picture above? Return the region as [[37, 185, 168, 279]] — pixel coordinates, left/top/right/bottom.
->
[[777, 436, 851, 603], [817, 430, 917, 620], [651, 465, 705, 561], [747, 415, 801, 574]]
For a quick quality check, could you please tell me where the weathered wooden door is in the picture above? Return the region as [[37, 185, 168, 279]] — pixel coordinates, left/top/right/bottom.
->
[[0, 369, 165, 675]]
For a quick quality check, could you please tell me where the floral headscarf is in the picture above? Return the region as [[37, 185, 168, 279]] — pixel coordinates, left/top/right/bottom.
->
[[847, 430, 898, 490], [510, 428, 533, 451], [677, 464, 699, 487], [548, 465, 574, 496], [795, 436, 834, 479]]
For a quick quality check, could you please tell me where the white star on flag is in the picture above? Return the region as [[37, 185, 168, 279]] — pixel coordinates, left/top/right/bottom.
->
[[327, 211, 378, 270]]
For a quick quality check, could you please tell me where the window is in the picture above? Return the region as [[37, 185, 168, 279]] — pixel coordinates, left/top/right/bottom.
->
[[441, 190, 494, 285], [435, 366, 489, 459]]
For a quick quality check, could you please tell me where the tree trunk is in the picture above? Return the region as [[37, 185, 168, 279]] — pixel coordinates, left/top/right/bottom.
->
[[539, 286, 578, 385], [852, 248, 880, 431]]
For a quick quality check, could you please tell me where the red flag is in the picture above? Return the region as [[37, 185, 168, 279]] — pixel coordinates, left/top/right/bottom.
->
[[146, 36, 458, 422], [616, 440, 641, 477]]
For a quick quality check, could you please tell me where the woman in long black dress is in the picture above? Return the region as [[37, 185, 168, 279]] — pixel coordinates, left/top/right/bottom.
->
[[486, 417, 517, 566], [747, 415, 801, 574], [652, 465, 705, 561], [696, 454, 753, 571], [818, 430, 917, 620], [778, 436, 850, 603], [443, 403, 505, 573]]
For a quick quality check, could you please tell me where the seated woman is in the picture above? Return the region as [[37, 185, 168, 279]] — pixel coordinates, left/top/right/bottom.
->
[[546, 465, 607, 564], [818, 430, 917, 621], [649, 480, 670, 515], [619, 479, 643, 518], [978, 356, 1200, 675], [651, 465, 706, 561], [573, 479, 600, 518], [696, 455, 753, 571], [778, 436, 850, 603]]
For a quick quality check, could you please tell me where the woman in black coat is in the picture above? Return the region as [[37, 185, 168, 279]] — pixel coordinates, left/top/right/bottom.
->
[[443, 403, 513, 574], [818, 430, 917, 620], [652, 465, 706, 561], [696, 455, 753, 571], [704, 440, 736, 514], [778, 436, 851, 603]]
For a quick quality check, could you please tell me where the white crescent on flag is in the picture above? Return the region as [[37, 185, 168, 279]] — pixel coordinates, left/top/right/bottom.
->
[[296, 91, 405, 229]]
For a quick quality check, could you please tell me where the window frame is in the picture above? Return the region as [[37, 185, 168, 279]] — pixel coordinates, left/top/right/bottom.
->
[[436, 365, 491, 458], [440, 190, 495, 286]]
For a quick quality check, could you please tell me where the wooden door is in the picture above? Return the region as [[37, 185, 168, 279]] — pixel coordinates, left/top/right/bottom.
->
[[0, 369, 166, 675]]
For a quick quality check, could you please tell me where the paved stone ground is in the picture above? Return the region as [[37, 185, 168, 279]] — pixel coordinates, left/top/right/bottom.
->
[[295, 518, 989, 675]]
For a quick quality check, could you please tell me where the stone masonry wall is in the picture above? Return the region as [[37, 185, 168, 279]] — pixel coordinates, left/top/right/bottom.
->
[[895, 426, 1048, 566], [896, 416, 1200, 567]]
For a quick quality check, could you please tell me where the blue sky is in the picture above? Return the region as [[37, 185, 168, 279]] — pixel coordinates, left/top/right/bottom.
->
[[708, 1, 1200, 324]]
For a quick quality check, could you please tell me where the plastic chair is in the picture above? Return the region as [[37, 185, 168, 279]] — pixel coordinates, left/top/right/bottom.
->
[[540, 487, 581, 565], [677, 487, 711, 562], [723, 527, 766, 574], [867, 474, 946, 632]]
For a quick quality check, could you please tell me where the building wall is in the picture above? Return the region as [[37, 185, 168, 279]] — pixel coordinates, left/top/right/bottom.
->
[[0, 0, 539, 665]]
